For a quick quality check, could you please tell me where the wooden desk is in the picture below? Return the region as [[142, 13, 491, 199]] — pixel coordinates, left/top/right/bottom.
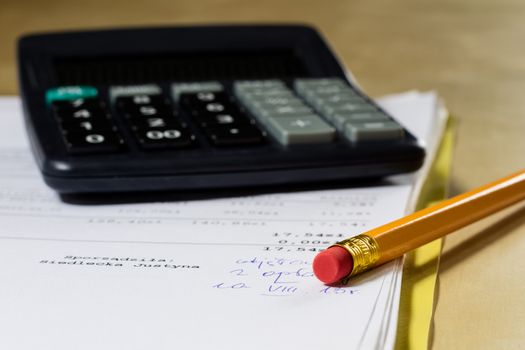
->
[[1, 0, 524, 347]]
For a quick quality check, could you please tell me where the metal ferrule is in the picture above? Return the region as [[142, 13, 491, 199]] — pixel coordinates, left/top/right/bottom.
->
[[333, 234, 380, 277]]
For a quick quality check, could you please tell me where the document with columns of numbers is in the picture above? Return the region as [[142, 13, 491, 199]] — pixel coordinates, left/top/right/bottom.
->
[[0, 92, 446, 350]]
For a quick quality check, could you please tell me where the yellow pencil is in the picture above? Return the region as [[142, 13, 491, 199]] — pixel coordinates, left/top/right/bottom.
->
[[313, 169, 525, 284]]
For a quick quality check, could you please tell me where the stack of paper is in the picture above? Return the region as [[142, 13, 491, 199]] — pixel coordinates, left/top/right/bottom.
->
[[0, 92, 446, 350]]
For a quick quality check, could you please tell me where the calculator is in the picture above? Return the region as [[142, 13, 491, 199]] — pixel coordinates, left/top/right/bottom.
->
[[17, 25, 425, 194]]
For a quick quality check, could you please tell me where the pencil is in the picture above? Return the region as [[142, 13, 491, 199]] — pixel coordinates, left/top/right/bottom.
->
[[312, 169, 525, 284]]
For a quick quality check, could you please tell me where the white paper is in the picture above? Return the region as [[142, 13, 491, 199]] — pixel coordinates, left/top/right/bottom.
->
[[0, 93, 444, 350]]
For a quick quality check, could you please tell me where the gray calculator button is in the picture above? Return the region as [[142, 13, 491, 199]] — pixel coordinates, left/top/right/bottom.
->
[[253, 105, 313, 120], [234, 80, 285, 91], [306, 85, 350, 96], [266, 114, 336, 145], [294, 78, 347, 89], [306, 93, 365, 110], [248, 98, 305, 111], [109, 85, 162, 101], [171, 82, 223, 101], [321, 101, 377, 119], [236, 90, 295, 104], [332, 112, 390, 129], [344, 121, 405, 142], [319, 93, 364, 104], [237, 88, 294, 98], [251, 96, 302, 106], [235, 90, 293, 105], [295, 81, 351, 99]]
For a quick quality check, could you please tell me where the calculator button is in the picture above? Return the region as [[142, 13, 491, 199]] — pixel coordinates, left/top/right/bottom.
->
[[252, 105, 314, 120], [62, 131, 123, 154], [179, 92, 230, 107], [204, 102, 226, 113], [134, 127, 195, 149], [248, 96, 305, 108], [236, 91, 296, 109], [234, 80, 285, 92], [52, 98, 103, 112], [195, 112, 253, 128], [54, 106, 108, 122], [109, 85, 162, 102], [294, 78, 348, 89], [344, 121, 405, 142], [204, 125, 264, 146], [130, 117, 183, 130], [331, 112, 390, 129], [116, 95, 167, 110], [61, 118, 116, 133], [236, 90, 296, 104], [307, 85, 351, 96], [171, 82, 224, 101], [265, 115, 336, 145], [46, 86, 98, 105], [320, 101, 377, 120], [294, 79, 350, 98], [179, 92, 235, 120], [321, 93, 363, 103], [195, 92, 219, 102], [121, 104, 174, 119], [307, 93, 365, 111], [189, 102, 239, 118]]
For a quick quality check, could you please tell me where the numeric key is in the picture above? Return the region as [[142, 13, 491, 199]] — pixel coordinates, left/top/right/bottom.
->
[[203, 125, 265, 146], [62, 130, 123, 154], [53, 101, 108, 122], [179, 91, 230, 107], [130, 117, 183, 130], [60, 118, 116, 133], [134, 127, 195, 149], [116, 95, 167, 110], [120, 103, 174, 119], [195, 112, 254, 128], [52, 98, 103, 112]]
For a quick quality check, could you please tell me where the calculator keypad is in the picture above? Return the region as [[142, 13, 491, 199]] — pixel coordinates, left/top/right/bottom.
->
[[116, 95, 173, 119], [111, 87, 196, 150], [134, 127, 194, 149], [62, 131, 123, 153], [294, 78, 405, 142], [234, 80, 336, 145], [50, 96, 123, 154], [179, 87, 264, 146], [171, 82, 224, 101], [47, 78, 407, 154]]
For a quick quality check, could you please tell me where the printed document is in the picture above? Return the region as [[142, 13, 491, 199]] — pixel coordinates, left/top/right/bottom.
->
[[0, 92, 445, 350]]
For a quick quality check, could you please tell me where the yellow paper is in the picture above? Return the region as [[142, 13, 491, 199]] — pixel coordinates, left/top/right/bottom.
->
[[395, 116, 455, 349]]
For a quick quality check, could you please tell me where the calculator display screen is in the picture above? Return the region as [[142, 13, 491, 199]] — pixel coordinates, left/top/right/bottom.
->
[[54, 51, 307, 85]]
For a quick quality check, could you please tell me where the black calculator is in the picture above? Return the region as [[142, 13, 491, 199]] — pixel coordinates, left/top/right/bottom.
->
[[17, 25, 425, 194]]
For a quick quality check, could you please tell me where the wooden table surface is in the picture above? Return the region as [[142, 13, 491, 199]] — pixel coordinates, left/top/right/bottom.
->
[[1, 0, 524, 348]]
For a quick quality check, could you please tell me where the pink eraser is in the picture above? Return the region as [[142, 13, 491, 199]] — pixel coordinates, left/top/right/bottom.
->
[[313, 246, 353, 284]]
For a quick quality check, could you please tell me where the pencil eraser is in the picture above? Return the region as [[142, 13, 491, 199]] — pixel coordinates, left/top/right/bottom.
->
[[313, 246, 353, 284]]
